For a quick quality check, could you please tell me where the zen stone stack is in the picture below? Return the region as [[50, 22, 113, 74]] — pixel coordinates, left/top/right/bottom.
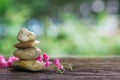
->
[[12, 28, 44, 71]]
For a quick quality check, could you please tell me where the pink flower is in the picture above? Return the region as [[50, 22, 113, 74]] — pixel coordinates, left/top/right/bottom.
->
[[44, 61, 52, 67], [54, 58, 60, 66], [35, 53, 52, 67], [7, 56, 19, 67], [0, 55, 8, 68], [54, 58, 64, 70], [43, 53, 49, 61], [35, 55, 45, 64], [0, 62, 8, 68], [0, 55, 6, 63], [35, 55, 43, 61]]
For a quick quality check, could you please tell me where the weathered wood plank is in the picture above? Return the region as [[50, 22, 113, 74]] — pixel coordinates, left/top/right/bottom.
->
[[0, 57, 120, 80]]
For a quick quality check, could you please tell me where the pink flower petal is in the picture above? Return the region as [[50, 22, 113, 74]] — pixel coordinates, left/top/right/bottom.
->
[[35, 55, 45, 64], [0, 55, 8, 68], [0, 62, 9, 68], [54, 58, 60, 66], [7, 56, 19, 62], [58, 64, 64, 70], [35, 55, 43, 61], [43, 53, 49, 61], [54, 58, 64, 70], [44, 61, 52, 67], [7, 56, 19, 67], [0, 55, 6, 63]]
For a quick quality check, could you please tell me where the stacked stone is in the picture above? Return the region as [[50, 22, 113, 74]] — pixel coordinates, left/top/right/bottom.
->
[[12, 28, 44, 71]]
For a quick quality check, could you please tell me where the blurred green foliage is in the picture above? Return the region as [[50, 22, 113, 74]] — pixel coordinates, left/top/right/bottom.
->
[[0, 0, 120, 57]]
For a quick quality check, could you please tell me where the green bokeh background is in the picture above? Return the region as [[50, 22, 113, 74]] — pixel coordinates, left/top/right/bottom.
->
[[0, 0, 120, 57]]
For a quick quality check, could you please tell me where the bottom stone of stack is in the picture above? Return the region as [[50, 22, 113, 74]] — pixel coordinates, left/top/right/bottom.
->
[[12, 60, 44, 71]]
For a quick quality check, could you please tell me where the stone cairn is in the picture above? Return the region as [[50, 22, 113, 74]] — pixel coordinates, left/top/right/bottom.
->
[[12, 28, 44, 71]]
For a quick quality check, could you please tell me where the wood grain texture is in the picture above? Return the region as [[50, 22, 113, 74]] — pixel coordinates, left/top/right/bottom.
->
[[1, 57, 120, 80]]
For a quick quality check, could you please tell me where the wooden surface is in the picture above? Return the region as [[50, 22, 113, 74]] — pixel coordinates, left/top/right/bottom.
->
[[1, 57, 120, 80]]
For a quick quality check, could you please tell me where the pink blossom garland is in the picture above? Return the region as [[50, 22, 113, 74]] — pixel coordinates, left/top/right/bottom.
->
[[0, 53, 64, 72]]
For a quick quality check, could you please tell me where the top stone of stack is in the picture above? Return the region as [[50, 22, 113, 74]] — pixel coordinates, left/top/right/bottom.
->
[[17, 28, 36, 42], [14, 28, 40, 49]]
